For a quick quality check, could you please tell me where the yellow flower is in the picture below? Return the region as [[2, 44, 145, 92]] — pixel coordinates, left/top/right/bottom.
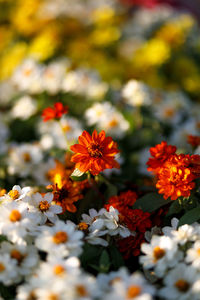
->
[[155, 15, 195, 48], [28, 26, 60, 61], [0, 42, 27, 79], [132, 38, 170, 68], [90, 26, 120, 47]]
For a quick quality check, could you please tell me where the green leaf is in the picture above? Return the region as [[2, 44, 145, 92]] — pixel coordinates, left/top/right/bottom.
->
[[105, 183, 117, 200], [70, 169, 87, 181], [133, 192, 171, 213], [178, 207, 200, 226], [166, 199, 182, 217], [108, 245, 124, 270], [99, 250, 111, 273]]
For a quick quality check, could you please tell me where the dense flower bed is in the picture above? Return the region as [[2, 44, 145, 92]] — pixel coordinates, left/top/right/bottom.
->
[[0, 0, 200, 299]]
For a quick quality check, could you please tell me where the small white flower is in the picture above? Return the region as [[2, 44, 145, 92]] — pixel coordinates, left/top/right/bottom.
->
[[10, 95, 37, 120], [0, 201, 38, 244], [102, 206, 130, 238], [140, 235, 182, 278], [0, 241, 39, 282], [122, 80, 152, 107], [186, 240, 200, 269], [0, 185, 31, 203], [7, 143, 43, 177], [28, 192, 62, 224], [0, 253, 18, 285], [35, 220, 83, 257], [159, 263, 198, 300], [104, 271, 155, 300]]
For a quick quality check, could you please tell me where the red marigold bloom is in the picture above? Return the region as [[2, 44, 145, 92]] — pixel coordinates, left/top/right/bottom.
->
[[147, 141, 176, 174], [42, 102, 68, 122], [187, 135, 200, 148], [189, 155, 200, 177], [156, 154, 196, 200], [104, 190, 137, 212], [70, 130, 120, 176]]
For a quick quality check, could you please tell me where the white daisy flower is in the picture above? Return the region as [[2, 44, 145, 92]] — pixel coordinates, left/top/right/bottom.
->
[[0, 185, 31, 204], [186, 240, 200, 269], [28, 192, 62, 224], [165, 223, 199, 245], [102, 206, 131, 238], [104, 272, 155, 300], [37, 256, 80, 281], [0, 253, 18, 286], [42, 59, 70, 95], [140, 235, 182, 278], [7, 143, 43, 177], [0, 201, 39, 244], [159, 263, 198, 300], [12, 58, 43, 94], [122, 80, 152, 107], [35, 220, 83, 257], [10, 95, 37, 120], [0, 242, 39, 282]]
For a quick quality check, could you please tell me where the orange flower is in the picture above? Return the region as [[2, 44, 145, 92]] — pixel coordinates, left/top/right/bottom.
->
[[187, 135, 200, 148], [189, 155, 200, 177], [156, 154, 196, 200], [147, 141, 176, 174], [70, 130, 120, 176], [46, 157, 89, 213], [42, 102, 68, 122]]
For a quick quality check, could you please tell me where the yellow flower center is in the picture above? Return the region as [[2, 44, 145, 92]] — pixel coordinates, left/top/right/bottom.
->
[[53, 231, 68, 244], [11, 249, 25, 264], [127, 285, 141, 298], [175, 279, 190, 292], [48, 294, 59, 300], [76, 285, 88, 297], [197, 248, 200, 255], [53, 264, 65, 276], [0, 189, 6, 197], [108, 119, 118, 128], [9, 209, 21, 222], [164, 108, 175, 118], [78, 222, 89, 231], [153, 246, 166, 261], [39, 200, 50, 212], [87, 143, 103, 158], [8, 190, 20, 200], [62, 124, 71, 133], [0, 263, 5, 272], [23, 152, 31, 162]]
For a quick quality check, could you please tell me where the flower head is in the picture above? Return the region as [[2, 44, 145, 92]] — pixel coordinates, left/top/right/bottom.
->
[[42, 102, 68, 122], [156, 154, 196, 200], [70, 130, 120, 175], [147, 141, 176, 174]]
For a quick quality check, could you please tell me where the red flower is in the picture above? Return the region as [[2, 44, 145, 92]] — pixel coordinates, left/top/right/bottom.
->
[[118, 233, 145, 258], [156, 154, 196, 200], [147, 141, 176, 174], [189, 155, 200, 177], [70, 130, 120, 176], [187, 135, 200, 148], [42, 102, 68, 122], [104, 190, 137, 212]]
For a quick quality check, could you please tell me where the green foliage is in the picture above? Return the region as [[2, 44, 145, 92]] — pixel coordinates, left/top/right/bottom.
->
[[179, 207, 200, 226], [133, 192, 171, 213]]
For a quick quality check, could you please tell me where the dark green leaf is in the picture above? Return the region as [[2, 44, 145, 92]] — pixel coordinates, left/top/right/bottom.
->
[[166, 199, 182, 217], [179, 207, 200, 226], [99, 250, 111, 273], [133, 193, 171, 213]]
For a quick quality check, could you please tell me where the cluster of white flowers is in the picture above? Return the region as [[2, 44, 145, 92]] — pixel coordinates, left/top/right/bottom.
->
[[11, 58, 108, 99], [85, 102, 129, 138], [79, 206, 131, 247], [140, 218, 200, 300], [0, 186, 155, 300]]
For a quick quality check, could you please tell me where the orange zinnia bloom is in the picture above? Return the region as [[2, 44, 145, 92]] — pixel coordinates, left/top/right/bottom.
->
[[187, 135, 200, 148], [42, 102, 68, 122], [147, 141, 176, 174], [70, 130, 120, 176], [156, 154, 196, 200]]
